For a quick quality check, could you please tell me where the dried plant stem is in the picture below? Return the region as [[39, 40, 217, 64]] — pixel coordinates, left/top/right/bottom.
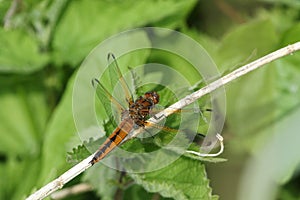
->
[[26, 156, 93, 200], [26, 42, 300, 200]]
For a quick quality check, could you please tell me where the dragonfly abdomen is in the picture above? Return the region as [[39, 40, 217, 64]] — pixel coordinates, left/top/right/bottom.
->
[[90, 118, 134, 165]]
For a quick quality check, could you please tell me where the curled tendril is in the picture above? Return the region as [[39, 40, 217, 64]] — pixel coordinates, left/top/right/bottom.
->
[[186, 134, 224, 157]]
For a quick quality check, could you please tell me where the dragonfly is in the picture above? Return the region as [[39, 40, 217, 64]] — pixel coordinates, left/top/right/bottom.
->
[[89, 53, 223, 166], [89, 53, 161, 165]]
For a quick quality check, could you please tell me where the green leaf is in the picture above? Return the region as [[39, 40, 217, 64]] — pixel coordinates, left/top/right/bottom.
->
[[224, 38, 300, 157], [124, 185, 159, 200], [0, 73, 49, 156], [260, 0, 300, 8], [0, 73, 49, 199], [37, 73, 78, 185], [181, 28, 219, 62], [226, 64, 278, 151], [0, 157, 41, 200], [256, 6, 299, 35], [281, 22, 300, 47], [66, 140, 92, 164], [0, 1, 10, 21], [216, 19, 278, 71], [83, 164, 119, 200], [0, 28, 48, 73], [151, 0, 197, 29], [130, 157, 218, 200], [52, 0, 197, 66]]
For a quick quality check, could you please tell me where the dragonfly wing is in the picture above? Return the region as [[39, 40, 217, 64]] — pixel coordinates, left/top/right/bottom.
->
[[92, 78, 124, 120], [107, 53, 134, 104]]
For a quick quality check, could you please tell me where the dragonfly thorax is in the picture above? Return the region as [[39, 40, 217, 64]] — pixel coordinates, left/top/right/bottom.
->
[[129, 91, 160, 126]]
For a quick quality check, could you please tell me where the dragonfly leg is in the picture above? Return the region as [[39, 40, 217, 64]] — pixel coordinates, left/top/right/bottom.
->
[[153, 113, 166, 120]]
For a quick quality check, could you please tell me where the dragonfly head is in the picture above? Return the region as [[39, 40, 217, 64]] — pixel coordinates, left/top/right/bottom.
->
[[145, 91, 159, 105]]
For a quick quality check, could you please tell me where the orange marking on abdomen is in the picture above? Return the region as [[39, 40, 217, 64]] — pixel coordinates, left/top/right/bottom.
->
[[89, 118, 134, 165]]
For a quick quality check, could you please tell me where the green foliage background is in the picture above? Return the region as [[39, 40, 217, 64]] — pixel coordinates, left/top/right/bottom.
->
[[0, 0, 300, 200]]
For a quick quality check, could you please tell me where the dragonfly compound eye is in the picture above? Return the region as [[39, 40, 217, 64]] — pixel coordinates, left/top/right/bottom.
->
[[145, 91, 159, 104], [152, 92, 159, 104]]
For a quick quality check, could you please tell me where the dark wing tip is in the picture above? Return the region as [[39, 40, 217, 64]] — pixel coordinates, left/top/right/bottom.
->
[[91, 78, 100, 88], [107, 53, 116, 61]]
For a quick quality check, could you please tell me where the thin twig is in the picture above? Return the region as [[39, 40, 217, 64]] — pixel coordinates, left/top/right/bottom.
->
[[26, 156, 93, 200], [26, 41, 300, 200]]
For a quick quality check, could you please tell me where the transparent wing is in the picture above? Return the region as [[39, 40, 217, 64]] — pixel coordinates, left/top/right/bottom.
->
[[107, 53, 133, 104], [92, 78, 125, 120]]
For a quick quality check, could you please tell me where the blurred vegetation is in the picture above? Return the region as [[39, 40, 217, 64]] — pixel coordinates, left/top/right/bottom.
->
[[1, 0, 300, 200]]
